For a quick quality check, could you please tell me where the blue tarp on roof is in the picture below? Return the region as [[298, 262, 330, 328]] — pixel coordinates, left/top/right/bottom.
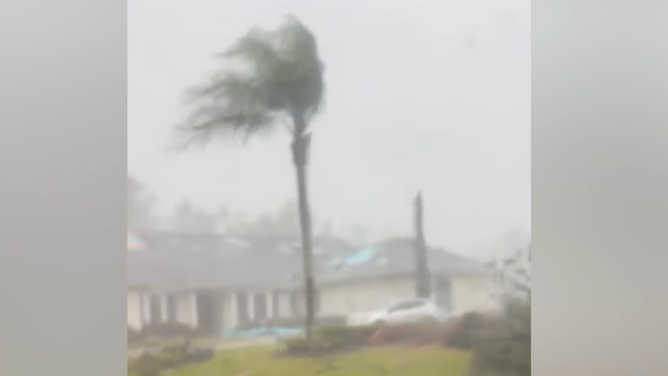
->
[[343, 246, 379, 266]]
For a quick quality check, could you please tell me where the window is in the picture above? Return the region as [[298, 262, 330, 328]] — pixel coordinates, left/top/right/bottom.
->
[[167, 295, 177, 322], [272, 291, 280, 318], [237, 294, 249, 324], [388, 300, 425, 313], [254, 293, 268, 321], [290, 292, 302, 317]]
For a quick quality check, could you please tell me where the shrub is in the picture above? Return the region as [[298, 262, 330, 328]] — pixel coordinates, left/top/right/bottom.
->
[[282, 322, 459, 355], [470, 301, 530, 376], [368, 322, 447, 347], [185, 348, 214, 363], [128, 325, 143, 344], [283, 336, 310, 353], [318, 325, 378, 346], [445, 312, 486, 350], [283, 324, 379, 355], [128, 340, 214, 375], [283, 336, 332, 355], [129, 354, 161, 376], [141, 322, 196, 339], [154, 343, 188, 369]]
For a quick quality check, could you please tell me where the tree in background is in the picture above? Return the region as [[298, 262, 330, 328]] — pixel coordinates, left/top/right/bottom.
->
[[166, 199, 220, 232], [127, 174, 158, 230], [347, 224, 369, 246], [240, 200, 307, 237], [319, 220, 334, 237], [174, 16, 325, 349], [471, 243, 531, 376]]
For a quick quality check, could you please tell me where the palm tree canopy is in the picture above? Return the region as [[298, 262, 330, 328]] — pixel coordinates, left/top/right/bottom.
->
[[177, 16, 325, 146]]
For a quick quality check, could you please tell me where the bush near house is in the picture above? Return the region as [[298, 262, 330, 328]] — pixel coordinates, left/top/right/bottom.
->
[[236, 315, 348, 330], [469, 301, 531, 376], [128, 325, 143, 344], [128, 322, 198, 345], [282, 324, 380, 355], [282, 312, 488, 356], [368, 323, 447, 347], [128, 340, 214, 376], [445, 312, 486, 349], [143, 322, 198, 338]]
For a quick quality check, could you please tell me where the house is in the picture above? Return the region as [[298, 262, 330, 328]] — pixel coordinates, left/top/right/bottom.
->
[[127, 230, 498, 335], [316, 238, 498, 316]]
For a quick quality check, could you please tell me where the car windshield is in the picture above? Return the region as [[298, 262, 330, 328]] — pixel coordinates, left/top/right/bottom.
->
[[387, 299, 424, 311]]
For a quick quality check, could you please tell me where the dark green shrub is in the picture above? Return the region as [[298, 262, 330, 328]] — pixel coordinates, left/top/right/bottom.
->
[[154, 346, 187, 369], [283, 336, 310, 353], [446, 312, 486, 349], [283, 324, 379, 355], [284, 336, 329, 354], [141, 322, 196, 339], [368, 322, 447, 346], [128, 340, 214, 375], [317, 324, 378, 346], [185, 348, 214, 363], [470, 301, 531, 376], [128, 325, 143, 344], [129, 354, 161, 376]]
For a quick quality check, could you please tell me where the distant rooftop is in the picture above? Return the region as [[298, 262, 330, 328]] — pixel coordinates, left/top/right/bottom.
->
[[127, 230, 490, 291]]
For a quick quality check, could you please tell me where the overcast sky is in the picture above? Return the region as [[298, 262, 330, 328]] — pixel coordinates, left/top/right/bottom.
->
[[128, 0, 530, 259]]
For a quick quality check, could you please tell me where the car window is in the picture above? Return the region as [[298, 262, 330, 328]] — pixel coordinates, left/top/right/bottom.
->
[[388, 300, 426, 313], [407, 300, 426, 309]]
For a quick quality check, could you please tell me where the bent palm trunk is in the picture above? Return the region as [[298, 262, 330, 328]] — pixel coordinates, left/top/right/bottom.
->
[[414, 192, 431, 298], [291, 122, 315, 350]]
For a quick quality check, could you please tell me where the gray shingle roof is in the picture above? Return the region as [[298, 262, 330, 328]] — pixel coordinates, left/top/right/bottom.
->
[[315, 238, 489, 285], [127, 232, 489, 291]]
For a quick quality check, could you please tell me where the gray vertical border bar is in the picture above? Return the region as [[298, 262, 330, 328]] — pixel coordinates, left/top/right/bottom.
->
[[534, 1, 668, 375], [0, 1, 126, 376]]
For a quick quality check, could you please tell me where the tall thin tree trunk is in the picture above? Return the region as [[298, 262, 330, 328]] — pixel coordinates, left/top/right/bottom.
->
[[414, 192, 432, 298], [291, 113, 315, 351]]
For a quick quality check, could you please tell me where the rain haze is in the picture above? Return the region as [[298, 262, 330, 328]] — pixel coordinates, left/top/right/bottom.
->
[[128, 0, 530, 259]]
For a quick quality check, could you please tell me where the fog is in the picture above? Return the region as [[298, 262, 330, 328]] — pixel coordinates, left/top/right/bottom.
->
[[128, 0, 530, 259]]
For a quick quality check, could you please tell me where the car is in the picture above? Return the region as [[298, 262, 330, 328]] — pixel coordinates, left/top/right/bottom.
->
[[346, 298, 449, 326]]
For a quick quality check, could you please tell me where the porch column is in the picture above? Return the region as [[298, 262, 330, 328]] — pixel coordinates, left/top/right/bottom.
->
[[190, 293, 199, 328], [247, 292, 255, 321], [160, 294, 169, 322], [234, 292, 244, 325], [278, 292, 290, 318], [127, 291, 144, 330], [141, 294, 151, 324], [266, 291, 274, 319], [227, 292, 239, 329]]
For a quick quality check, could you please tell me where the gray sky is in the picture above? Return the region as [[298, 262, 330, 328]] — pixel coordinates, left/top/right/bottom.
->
[[128, 0, 530, 258]]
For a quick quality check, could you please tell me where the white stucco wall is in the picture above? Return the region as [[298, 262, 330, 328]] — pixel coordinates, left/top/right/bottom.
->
[[277, 292, 292, 318], [319, 277, 415, 316], [319, 275, 498, 316], [127, 291, 143, 330], [221, 293, 238, 329], [175, 292, 198, 327], [451, 275, 499, 314]]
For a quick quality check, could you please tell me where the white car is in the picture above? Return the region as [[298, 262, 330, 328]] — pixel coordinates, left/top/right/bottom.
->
[[347, 298, 449, 326]]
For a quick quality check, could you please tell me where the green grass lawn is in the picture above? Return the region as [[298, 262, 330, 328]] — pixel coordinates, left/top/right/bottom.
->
[[168, 346, 471, 376]]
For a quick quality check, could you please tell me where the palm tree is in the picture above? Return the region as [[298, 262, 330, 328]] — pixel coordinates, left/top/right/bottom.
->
[[174, 16, 324, 349], [414, 192, 432, 298]]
